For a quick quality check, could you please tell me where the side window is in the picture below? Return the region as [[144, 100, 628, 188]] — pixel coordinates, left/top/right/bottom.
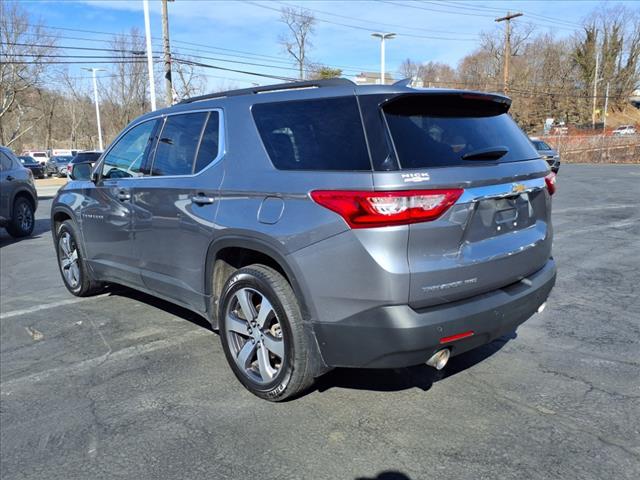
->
[[252, 97, 371, 171], [151, 112, 208, 176], [0, 152, 13, 171], [193, 111, 220, 173], [102, 120, 156, 179]]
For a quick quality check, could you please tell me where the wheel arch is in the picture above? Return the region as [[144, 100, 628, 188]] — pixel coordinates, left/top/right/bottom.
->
[[205, 236, 312, 329], [205, 235, 328, 373]]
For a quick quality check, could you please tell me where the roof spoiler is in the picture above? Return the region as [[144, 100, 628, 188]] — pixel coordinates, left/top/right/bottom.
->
[[179, 78, 355, 104]]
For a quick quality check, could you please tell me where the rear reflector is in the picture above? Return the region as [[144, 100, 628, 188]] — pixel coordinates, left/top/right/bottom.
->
[[545, 172, 557, 195], [439, 330, 475, 344], [310, 189, 463, 228]]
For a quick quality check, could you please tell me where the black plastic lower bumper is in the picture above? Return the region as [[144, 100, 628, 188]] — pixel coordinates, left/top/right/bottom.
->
[[314, 259, 556, 368]]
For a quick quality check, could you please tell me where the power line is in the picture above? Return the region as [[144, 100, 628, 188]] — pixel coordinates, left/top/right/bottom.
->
[[247, 1, 478, 41], [273, 0, 478, 38]]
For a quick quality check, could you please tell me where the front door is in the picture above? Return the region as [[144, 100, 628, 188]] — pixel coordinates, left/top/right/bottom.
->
[[132, 110, 224, 311], [80, 119, 158, 286]]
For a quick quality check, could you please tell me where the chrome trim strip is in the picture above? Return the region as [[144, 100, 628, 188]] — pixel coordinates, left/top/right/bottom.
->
[[95, 108, 225, 181], [457, 177, 545, 203]]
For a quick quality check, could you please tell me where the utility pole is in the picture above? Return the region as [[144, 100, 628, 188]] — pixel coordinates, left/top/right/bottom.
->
[[603, 81, 610, 132], [592, 38, 601, 130], [371, 32, 396, 85], [142, 0, 157, 111], [161, 0, 174, 106], [495, 12, 523, 96], [82, 67, 105, 150]]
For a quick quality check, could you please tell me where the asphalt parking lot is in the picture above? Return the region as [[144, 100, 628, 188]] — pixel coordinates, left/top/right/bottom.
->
[[1, 164, 639, 480]]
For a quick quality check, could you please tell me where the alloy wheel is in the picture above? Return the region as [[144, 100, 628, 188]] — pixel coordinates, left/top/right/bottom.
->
[[58, 231, 80, 289], [224, 287, 285, 384], [16, 202, 33, 233]]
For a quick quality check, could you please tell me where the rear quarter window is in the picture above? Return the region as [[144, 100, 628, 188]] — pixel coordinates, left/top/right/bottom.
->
[[252, 96, 371, 171]]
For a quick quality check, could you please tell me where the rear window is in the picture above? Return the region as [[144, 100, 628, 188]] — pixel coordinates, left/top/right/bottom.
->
[[532, 140, 551, 150], [252, 97, 371, 171], [383, 95, 538, 169], [72, 152, 102, 164]]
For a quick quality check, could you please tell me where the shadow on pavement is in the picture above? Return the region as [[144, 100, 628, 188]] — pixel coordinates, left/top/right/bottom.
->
[[356, 472, 412, 480], [0, 219, 51, 248], [315, 331, 517, 394], [96, 284, 516, 397], [106, 285, 213, 332]]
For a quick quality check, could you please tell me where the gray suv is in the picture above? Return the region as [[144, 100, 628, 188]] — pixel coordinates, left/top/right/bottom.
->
[[51, 79, 556, 401], [1, 146, 38, 237]]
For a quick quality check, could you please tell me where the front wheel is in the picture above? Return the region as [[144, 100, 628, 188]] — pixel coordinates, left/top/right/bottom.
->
[[55, 220, 103, 296], [218, 265, 317, 401]]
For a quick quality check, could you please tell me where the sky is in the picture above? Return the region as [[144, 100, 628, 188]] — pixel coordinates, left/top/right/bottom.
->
[[17, 0, 639, 92]]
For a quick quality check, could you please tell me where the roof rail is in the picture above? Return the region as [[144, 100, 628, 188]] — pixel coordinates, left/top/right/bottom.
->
[[179, 78, 356, 104]]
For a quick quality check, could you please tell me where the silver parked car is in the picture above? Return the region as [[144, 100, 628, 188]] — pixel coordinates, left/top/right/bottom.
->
[[1, 146, 38, 237], [51, 79, 556, 401]]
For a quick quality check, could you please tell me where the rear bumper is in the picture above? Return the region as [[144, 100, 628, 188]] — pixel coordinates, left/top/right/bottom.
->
[[314, 258, 556, 368]]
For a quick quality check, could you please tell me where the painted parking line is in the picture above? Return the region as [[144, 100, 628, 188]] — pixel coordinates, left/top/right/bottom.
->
[[0, 294, 109, 320]]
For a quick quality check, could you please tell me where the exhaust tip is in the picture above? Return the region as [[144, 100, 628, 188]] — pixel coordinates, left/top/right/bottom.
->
[[537, 302, 547, 314], [426, 349, 450, 370]]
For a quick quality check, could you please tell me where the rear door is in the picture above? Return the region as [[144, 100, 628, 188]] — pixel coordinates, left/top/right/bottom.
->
[[0, 151, 16, 220], [369, 92, 553, 308], [132, 110, 224, 311]]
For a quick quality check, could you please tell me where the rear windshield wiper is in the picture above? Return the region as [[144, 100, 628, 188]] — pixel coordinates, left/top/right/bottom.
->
[[462, 146, 509, 161]]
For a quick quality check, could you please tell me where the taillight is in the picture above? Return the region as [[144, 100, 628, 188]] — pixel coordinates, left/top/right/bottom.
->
[[310, 189, 463, 228], [545, 172, 557, 195]]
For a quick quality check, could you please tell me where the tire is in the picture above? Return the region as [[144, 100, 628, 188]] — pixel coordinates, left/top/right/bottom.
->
[[55, 220, 103, 296], [6, 197, 35, 237], [218, 265, 317, 401]]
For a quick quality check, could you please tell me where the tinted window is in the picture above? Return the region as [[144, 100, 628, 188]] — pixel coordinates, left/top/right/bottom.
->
[[72, 152, 102, 164], [383, 95, 538, 169], [152, 112, 207, 176], [0, 152, 13, 171], [193, 111, 220, 173], [252, 97, 371, 171], [102, 121, 155, 179]]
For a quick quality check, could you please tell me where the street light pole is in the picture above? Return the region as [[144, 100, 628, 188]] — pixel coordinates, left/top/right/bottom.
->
[[371, 32, 396, 85], [82, 67, 105, 150], [142, 0, 157, 111]]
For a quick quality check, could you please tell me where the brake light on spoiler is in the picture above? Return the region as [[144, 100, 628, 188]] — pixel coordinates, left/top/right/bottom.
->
[[310, 189, 463, 228]]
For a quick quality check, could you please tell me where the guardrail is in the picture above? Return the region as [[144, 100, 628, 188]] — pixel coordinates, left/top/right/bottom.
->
[[540, 135, 639, 163]]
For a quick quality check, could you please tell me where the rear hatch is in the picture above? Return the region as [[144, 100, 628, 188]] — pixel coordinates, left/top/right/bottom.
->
[[370, 92, 552, 308]]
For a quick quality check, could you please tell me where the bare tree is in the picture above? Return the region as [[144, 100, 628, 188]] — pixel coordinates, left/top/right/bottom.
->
[[0, 0, 57, 146], [172, 58, 206, 102], [279, 7, 316, 80], [101, 28, 151, 141]]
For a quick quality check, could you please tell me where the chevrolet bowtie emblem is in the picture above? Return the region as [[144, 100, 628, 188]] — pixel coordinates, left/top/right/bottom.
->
[[511, 183, 526, 193]]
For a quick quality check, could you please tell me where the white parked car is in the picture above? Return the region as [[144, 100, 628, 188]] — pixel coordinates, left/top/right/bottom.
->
[[612, 125, 637, 136]]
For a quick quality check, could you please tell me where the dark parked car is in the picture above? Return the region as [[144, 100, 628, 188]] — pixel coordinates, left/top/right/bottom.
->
[[530, 138, 560, 173], [46, 155, 74, 177], [1, 146, 38, 237], [66, 151, 103, 178], [52, 79, 556, 401], [18, 155, 45, 179]]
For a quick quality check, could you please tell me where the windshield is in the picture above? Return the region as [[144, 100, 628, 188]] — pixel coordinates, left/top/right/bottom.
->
[[19, 156, 38, 165], [53, 156, 73, 163], [383, 96, 538, 169]]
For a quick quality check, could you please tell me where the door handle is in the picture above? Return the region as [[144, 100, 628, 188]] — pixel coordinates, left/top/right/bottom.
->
[[191, 193, 215, 205], [116, 191, 131, 201], [6, 175, 14, 181]]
